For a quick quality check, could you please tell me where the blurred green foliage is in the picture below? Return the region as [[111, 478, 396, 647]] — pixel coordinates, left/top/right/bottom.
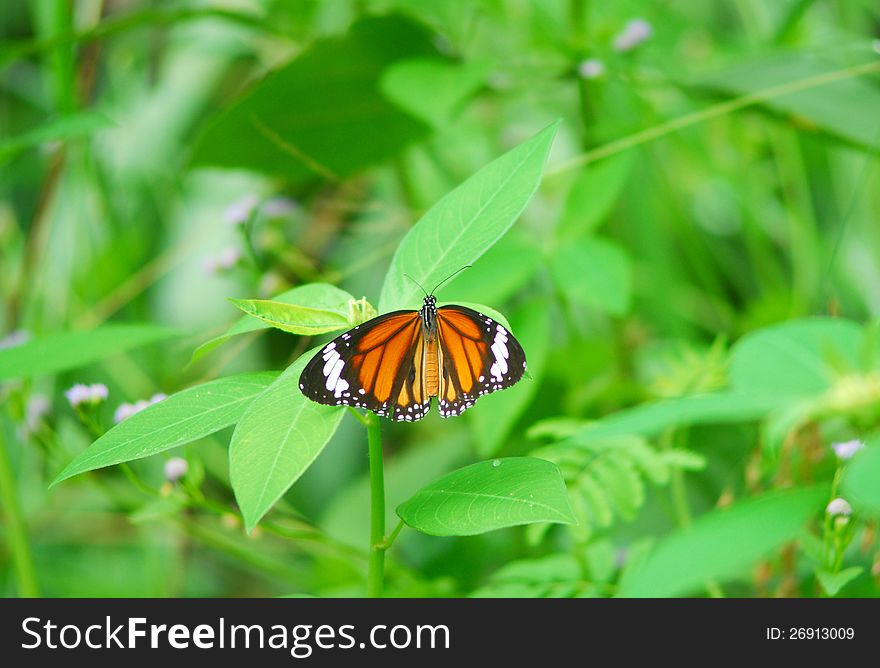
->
[[2, 0, 880, 598]]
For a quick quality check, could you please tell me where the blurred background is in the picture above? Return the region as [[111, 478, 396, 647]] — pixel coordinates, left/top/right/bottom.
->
[[2, 0, 880, 597]]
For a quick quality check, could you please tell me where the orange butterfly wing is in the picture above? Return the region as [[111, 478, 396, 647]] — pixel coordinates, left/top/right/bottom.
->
[[299, 310, 431, 421], [435, 305, 527, 418]]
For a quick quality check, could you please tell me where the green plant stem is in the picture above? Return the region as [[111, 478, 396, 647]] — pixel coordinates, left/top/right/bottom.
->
[[548, 59, 880, 177], [366, 412, 386, 597], [380, 519, 405, 551], [660, 428, 725, 598], [0, 424, 40, 597], [822, 466, 844, 570]]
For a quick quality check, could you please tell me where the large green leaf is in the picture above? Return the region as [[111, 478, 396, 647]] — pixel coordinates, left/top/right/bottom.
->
[[729, 317, 863, 396], [556, 153, 633, 241], [563, 391, 788, 444], [190, 15, 434, 180], [470, 301, 551, 457], [618, 487, 827, 597], [397, 457, 575, 536], [701, 52, 880, 151], [380, 57, 490, 128], [549, 236, 633, 316], [441, 231, 542, 306], [52, 372, 277, 484], [379, 121, 558, 312], [843, 440, 880, 516], [229, 350, 345, 531], [192, 283, 354, 362], [0, 323, 178, 381]]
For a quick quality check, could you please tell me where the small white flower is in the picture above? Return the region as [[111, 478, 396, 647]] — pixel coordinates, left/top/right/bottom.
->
[[114, 392, 167, 423], [826, 498, 852, 516], [261, 196, 297, 218], [113, 402, 138, 423], [223, 194, 259, 226], [0, 330, 30, 350], [113, 403, 134, 423], [65, 383, 108, 407], [613, 18, 653, 53], [164, 457, 188, 482], [832, 439, 865, 461], [202, 247, 241, 274], [578, 58, 605, 80]]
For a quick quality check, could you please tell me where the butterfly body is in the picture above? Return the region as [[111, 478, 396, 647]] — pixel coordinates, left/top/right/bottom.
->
[[299, 295, 526, 422]]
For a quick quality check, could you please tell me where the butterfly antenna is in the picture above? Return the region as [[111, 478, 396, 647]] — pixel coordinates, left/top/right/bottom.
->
[[430, 265, 472, 296], [403, 273, 429, 299]]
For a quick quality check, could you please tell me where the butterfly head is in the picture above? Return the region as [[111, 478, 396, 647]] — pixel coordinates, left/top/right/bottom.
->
[[420, 294, 438, 333]]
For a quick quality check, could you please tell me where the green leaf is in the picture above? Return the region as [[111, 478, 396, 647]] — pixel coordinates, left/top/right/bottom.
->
[[843, 440, 880, 515], [0, 110, 113, 164], [190, 15, 434, 181], [815, 567, 864, 597], [0, 323, 178, 381], [701, 52, 880, 151], [52, 372, 277, 484], [470, 301, 551, 457], [380, 57, 490, 128], [397, 457, 575, 536], [729, 317, 863, 396], [229, 299, 351, 336], [229, 350, 345, 531], [442, 231, 542, 306], [556, 153, 632, 241], [563, 392, 784, 443], [379, 121, 558, 312], [549, 236, 632, 316], [617, 487, 828, 597], [659, 449, 708, 472], [192, 283, 355, 362]]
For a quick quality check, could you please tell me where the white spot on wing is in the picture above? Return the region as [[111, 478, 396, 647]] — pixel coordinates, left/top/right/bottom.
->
[[489, 325, 509, 380], [325, 358, 344, 392]]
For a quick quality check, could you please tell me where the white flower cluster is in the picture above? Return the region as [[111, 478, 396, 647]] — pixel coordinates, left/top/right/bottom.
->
[[202, 247, 241, 274], [826, 498, 852, 517], [831, 439, 864, 461], [114, 393, 167, 423], [0, 330, 30, 350], [613, 18, 653, 53], [164, 457, 188, 482], [577, 58, 605, 80], [65, 383, 108, 407]]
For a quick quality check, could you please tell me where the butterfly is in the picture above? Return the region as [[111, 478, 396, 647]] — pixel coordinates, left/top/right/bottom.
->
[[298, 281, 526, 422]]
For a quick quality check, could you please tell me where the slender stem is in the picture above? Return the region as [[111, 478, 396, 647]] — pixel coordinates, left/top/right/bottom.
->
[[547, 60, 880, 178], [365, 412, 385, 597], [669, 467, 692, 528], [379, 519, 405, 551], [347, 406, 370, 427], [660, 428, 725, 598], [0, 422, 41, 597]]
